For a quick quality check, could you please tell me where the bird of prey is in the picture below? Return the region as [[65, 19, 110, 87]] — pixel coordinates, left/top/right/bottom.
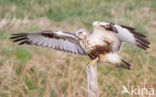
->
[[10, 21, 150, 69]]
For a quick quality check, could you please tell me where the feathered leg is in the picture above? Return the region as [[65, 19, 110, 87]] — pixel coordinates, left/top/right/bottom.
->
[[104, 53, 131, 69]]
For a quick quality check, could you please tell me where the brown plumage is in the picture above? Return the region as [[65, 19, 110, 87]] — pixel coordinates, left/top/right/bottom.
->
[[89, 45, 111, 60], [10, 21, 150, 70]]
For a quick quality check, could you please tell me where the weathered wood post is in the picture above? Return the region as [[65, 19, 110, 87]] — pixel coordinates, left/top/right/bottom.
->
[[87, 64, 98, 97]]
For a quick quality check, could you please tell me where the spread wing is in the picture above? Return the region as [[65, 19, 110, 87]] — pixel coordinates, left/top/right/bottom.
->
[[112, 24, 150, 50], [10, 31, 87, 55]]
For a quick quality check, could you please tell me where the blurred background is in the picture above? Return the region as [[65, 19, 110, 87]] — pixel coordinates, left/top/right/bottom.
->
[[0, 0, 155, 97]]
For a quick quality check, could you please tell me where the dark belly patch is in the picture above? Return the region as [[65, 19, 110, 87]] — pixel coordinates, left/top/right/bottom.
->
[[89, 45, 111, 59]]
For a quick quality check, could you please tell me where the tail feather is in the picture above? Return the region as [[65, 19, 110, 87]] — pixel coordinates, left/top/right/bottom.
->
[[115, 59, 131, 69], [105, 53, 131, 70]]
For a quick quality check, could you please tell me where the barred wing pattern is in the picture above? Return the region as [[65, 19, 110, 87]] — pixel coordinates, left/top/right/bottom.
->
[[10, 31, 87, 55], [113, 24, 150, 50]]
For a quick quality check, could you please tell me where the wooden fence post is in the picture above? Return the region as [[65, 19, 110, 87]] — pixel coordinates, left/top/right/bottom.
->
[[86, 64, 98, 97]]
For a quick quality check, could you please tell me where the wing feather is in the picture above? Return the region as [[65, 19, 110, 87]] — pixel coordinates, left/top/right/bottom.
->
[[10, 31, 87, 56], [113, 24, 150, 50]]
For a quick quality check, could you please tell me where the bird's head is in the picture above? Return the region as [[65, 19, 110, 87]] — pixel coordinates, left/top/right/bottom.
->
[[75, 29, 90, 39], [92, 21, 118, 33]]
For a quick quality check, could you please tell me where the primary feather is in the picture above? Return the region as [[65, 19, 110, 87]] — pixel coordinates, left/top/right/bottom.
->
[[96, 21, 150, 51], [10, 31, 87, 56]]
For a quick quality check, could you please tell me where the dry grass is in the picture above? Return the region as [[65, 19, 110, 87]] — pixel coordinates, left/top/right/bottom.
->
[[0, 0, 156, 97]]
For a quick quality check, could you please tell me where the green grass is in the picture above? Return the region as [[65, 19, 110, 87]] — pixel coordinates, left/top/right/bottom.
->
[[0, 0, 155, 97], [13, 47, 32, 63]]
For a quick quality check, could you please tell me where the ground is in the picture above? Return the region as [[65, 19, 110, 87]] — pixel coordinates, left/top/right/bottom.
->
[[0, 0, 156, 97]]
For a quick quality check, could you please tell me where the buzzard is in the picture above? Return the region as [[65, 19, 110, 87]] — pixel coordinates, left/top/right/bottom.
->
[[10, 21, 150, 69]]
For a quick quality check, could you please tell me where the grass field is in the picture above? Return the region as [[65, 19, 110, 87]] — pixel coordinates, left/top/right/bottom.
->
[[0, 0, 156, 97]]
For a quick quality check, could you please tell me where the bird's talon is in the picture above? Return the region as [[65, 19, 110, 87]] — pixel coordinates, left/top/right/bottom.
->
[[88, 61, 96, 66], [88, 58, 98, 66]]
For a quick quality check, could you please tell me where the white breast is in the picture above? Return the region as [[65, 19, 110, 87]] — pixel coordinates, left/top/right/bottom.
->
[[89, 33, 104, 45], [88, 28, 121, 52]]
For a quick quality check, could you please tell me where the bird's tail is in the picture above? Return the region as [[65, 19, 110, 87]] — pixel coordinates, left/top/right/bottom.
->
[[104, 53, 131, 69]]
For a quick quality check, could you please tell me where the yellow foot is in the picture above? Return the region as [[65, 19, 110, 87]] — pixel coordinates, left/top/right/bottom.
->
[[88, 58, 99, 66]]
